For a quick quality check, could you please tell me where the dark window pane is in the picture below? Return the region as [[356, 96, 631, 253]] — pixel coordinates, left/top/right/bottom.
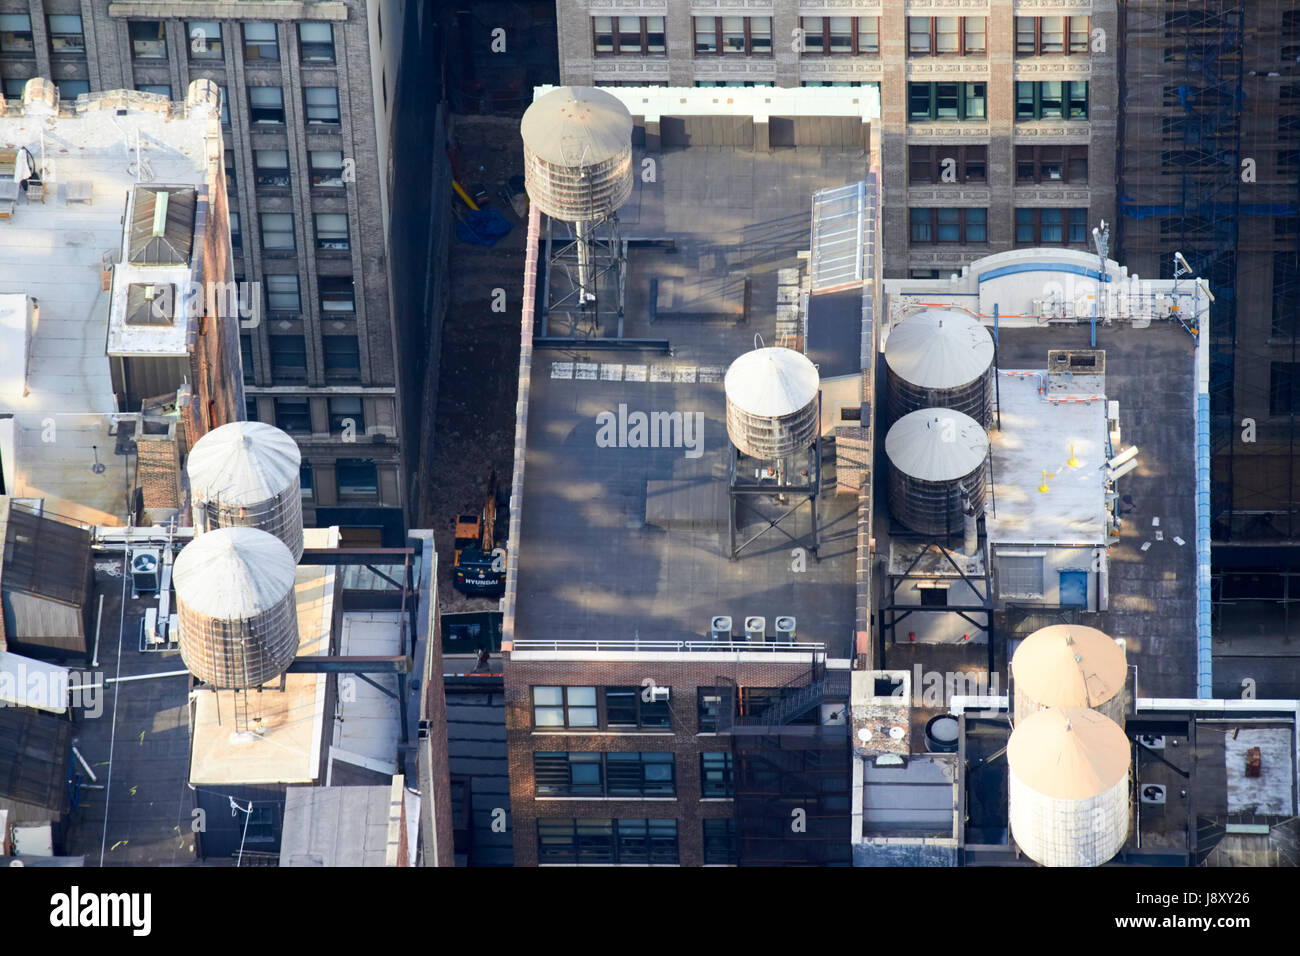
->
[[323, 335, 360, 381], [1016, 208, 1035, 244], [606, 687, 638, 725], [336, 458, 378, 496], [274, 397, 311, 433]]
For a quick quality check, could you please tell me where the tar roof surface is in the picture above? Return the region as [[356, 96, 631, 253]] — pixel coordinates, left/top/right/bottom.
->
[[513, 145, 869, 658]]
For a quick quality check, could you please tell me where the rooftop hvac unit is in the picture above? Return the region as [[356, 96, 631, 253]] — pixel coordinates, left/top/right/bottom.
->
[[131, 548, 161, 593], [1140, 784, 1167, 805], [745, 616, 766, 643], [710, 615, 733, 642], [775, 616, 796, 641], [650, 687, 670, 703]]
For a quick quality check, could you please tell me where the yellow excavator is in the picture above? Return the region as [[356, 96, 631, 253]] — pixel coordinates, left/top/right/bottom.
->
[[452, 472, 508, 597]]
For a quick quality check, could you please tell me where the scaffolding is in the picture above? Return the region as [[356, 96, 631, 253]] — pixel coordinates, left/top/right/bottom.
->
[[1117, 0, 1300, 644]]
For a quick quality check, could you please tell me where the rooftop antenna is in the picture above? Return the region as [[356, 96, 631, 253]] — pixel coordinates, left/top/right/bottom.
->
[[1090, 220, 1109, 326]]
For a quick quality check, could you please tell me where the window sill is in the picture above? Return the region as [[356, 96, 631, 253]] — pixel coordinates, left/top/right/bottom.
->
[[531, 729, 674, 736], [539, 863, 680, 867], [535, 797, 679, 802]]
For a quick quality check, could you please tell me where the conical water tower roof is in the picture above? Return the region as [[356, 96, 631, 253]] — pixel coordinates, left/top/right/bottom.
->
[[724, 347, 820, 418], [187, 420, 301, 505], [1013, 624, 1126, 708], [173, 527, 296, 619], [884, 408, 988, 481], [521, 86, 633, 168], [1007, 706, 1129, 800], [885, 309, 994, 389]]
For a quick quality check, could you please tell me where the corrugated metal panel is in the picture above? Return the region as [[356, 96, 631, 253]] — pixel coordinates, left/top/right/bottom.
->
[[1, 506, 91, 607], [0, 706, 73, 814]]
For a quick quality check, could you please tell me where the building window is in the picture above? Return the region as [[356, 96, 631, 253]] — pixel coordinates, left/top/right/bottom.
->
[[188, 21, 222, 59], [314, 213, 350, 251], [1016, 145, 1088, 184], [910, 208, 987, 245], [604, 686, 671, 728], [304, 87, 341, 125], [239, 334, 254, 378], [229, 212, 242, 252], [274, 397, 311, 433], [1273, 252, 1300, 337], [300, 463, 313, 501], [0, 14, 33, 54], [260, 213, 296, 251], [245, 806, 276, 842], [608, 752, 675, 796], [328, 397, 364, 435], [135, 84, 171, 98], [799, 17, 880, 55], [907, 82, 986, 122], [336, 458, 378, 497], [217, 85, 230, 125], [1016, 81, 1089, 120], [1271, 363, 1300, 417], [697, 688, 727, 732], [245, 398, 258, 423], [319, 276, 355, 313], [701, 752, 734, 797], [1016, 16, 1090, 56], [310, 150, 345, 187], [537, 819, 677, 865], [129, 21, 166, 59], [243, 23, 279, 61], [48, 15, 84, 54], [264, 275, 301, 313], [268, 334, 307, 382], [703, 818, 737, 864], [253, 149, 290, 187], [1, 79, 23, 99], [592, 16, 665, 55], [224, 151, 237, 192], [59, 81, 90, 100], [532, 686, 598, 728], [535, 752, 675, 797], [298, 23, 335, 64], [693, 16, 772, 56], [1015, 207, 1087, 245], [249, 86, 285, 124], [908, 145, 987, 184], [322, 335, 361, 381], [907, 17, 985, 56], [535, 752, 604, 796], [998, 554, 1045, 596]]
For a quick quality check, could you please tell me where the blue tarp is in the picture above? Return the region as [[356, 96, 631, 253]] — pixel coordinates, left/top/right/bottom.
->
[[456, 208, 513, 246]]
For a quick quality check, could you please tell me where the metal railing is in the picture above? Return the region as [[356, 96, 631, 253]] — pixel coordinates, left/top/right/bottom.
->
[[510, 639, 826, 656]]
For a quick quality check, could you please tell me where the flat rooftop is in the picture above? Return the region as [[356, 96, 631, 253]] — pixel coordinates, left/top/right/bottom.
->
[[996, 324, 1199, 698], [513, 144, 870, 659], [986, 370, 1109, 546], [0, 94, 214, 523]]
